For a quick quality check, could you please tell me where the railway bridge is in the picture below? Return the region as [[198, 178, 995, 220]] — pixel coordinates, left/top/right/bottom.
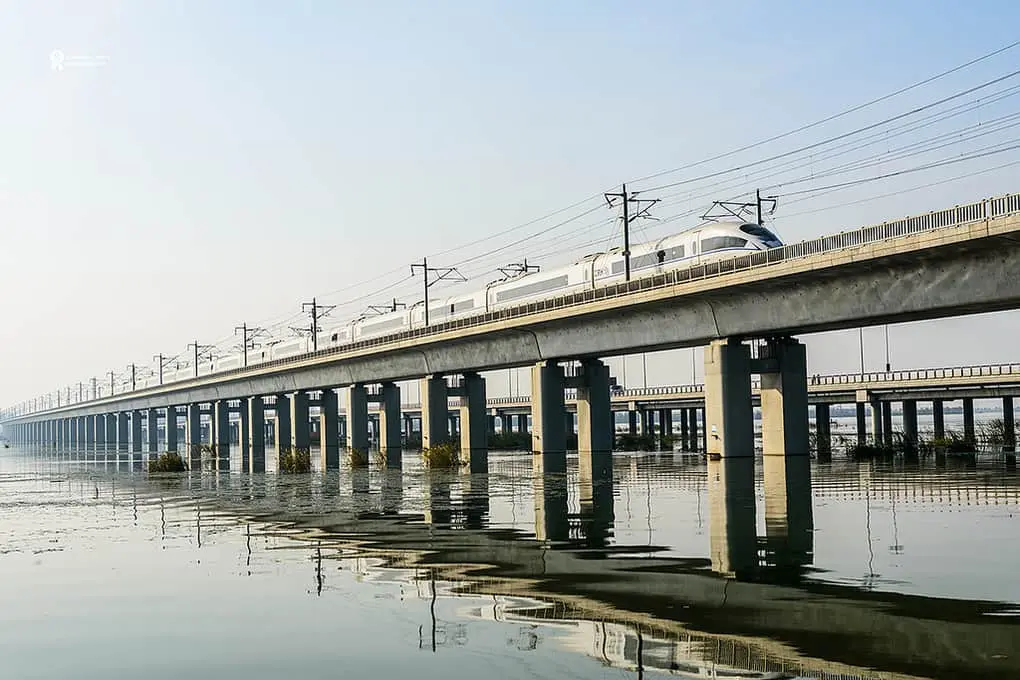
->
[[4, 191, 1020, 473]]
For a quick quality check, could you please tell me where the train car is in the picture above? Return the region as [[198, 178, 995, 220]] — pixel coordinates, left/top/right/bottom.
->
[[325, 323, 353, 347], [271, 336, 313, 361], [216, 355, 242, 372], [353, 308, 411, 341], [486, 262, 589, 311]]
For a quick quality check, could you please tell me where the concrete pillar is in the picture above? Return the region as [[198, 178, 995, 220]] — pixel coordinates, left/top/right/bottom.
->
[[881, 401, 893, 445], [186, 403, 202, 469], [105, 414, 117, 453], [869, 399, 883, 445], [760, 339, 809, 458], [237, 405, 250, 471], [680, 408, 690, 450], [902, 400, 918, 446], [130, 411, 143, 453], [691, 408, 701, 452], [165, 407, 178, 453], [963, 398, 975, 443], [704, 339, 753, 458], [855, 402, 867, 444], [564, 411, 574, 437], [458, 373, 487, 473], [247, 396, 265, 473], [420, 376, 449, 449], [378, 382, 402, 467], [487, 414, 496, 435], [531, 361, 566, 471], [117, 412, 129, 453], [640, 410, 652, 436], [214, 400, 231, 471], [274, 394, 291, 457], [94, 415, 106, 453], [627, 410, 638, 435], [1003, 397, 1016, 453], [319, 389, 340, 469], [577, 359, 613, 481], [75, 416, 83, 449], [147, 408, 159, 452], [659, 408, 672, 438], [515, 413, 528, 433], [932, 399, 945, 439], [345, 385, 369, 453], [290, 391, 310, 451], [814, 403, 831, 459]]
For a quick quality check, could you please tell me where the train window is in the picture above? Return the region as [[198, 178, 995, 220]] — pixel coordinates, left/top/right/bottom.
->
[[656, 249, 665, 263], [701, 236, 748, 252], [331, 333, 338, 341]]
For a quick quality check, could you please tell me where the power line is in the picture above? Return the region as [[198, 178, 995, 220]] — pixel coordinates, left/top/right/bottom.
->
[[628, 40, 1020, 187], [234, 323, 268, 368]]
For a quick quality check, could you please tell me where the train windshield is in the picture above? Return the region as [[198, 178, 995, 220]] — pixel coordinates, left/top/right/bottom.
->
[[739, 223, 782, 247]]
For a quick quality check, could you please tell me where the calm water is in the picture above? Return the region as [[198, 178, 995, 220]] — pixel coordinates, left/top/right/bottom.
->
[[1, 447, 1018, 680]]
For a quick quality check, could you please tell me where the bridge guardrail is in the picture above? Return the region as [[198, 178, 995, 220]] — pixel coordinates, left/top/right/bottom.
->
[[10, 191, 1020, 417]]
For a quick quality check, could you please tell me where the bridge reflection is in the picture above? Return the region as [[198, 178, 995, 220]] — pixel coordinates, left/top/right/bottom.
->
[[20, 449, 1020, 680]]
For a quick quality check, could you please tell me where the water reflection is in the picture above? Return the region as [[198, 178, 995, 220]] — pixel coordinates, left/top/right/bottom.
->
[[4, 447, 1020, 679]]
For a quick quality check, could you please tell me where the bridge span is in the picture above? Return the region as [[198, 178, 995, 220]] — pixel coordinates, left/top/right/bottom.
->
[[4, 191, 1020, 472]]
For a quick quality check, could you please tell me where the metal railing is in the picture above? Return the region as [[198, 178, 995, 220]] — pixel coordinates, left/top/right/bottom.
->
[[812, 362, 1020, 386], [9, 191, 1020, 417]]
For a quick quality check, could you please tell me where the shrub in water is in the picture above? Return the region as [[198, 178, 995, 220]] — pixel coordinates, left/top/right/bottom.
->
[[148, 452, 187, 472], [421, 441, 462, 468], [279, 447, 311, 473], [349, 448, 369, 468]]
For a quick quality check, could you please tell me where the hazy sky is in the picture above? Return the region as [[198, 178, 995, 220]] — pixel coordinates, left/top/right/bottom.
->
[[2, 0, 1020, 407]]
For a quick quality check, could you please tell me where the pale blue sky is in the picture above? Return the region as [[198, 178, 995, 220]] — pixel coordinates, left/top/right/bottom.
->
[[2, 1, 1020, 405]]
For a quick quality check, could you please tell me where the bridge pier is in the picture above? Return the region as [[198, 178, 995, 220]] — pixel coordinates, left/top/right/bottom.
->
[[104, 414, 116, 456], [146, 408, 158, 453], [869, 398, 883, 446], [855, 402, 867, 444], [680, 408, 690, 450], [214, 400, 231, 471], [93, 415, 105, 456], [166, 407, 178, 454], [760, 338, 809, 458], [963, 398, 976, 443], [531, 360, 566, 474], [576, 359, 613, 481], [237, 404, 250, 471], [881, 402, 893, 446], [704, 339, 753, 457], [274, 394, 291, 464], [185, 403, 202, 470], [75, 416, 84, 452], [290, 391, 311, 454], [378, 383, 402, 468], [690, 408, 701, 452], [932, 399, 945, 439], [1004, 397, 1016, 453], [420, 376, 450, 449], [247, 397, 266, 473], [627, 410, 637, 435], [130, 411, 142, 455], [902, 400, 918, 449], [451, 373, 486, 473], [318, 389, 339, 469], [117, 412, 129, 454], [345, 385, 369, 455], [814, 403, 831, 460]]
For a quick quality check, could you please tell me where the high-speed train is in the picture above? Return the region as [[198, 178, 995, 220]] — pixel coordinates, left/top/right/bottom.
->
[[164, 220, 782, 381]]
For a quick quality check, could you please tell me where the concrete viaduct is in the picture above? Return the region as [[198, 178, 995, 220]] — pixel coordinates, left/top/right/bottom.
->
[[4, 191, 1020, 473]]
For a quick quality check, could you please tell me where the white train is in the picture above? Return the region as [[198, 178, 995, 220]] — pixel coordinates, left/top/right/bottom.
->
[[157, 220, 781, 383]]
